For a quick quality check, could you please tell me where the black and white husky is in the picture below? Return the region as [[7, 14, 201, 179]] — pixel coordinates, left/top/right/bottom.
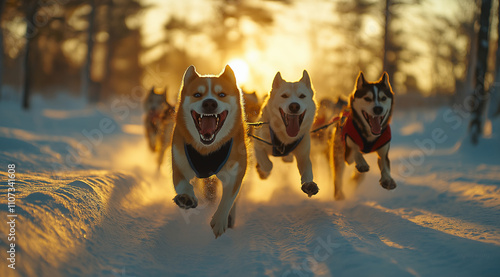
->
[[329, 72, 396, 200]]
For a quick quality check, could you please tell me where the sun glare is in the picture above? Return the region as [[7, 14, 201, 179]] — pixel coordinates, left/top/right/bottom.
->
[[228, 58, 250, 86]]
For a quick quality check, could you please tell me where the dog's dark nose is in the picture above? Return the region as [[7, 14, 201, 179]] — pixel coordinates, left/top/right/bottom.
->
[[373, 106, 383, 115], [202, 99, 218, 113], [289, 102, 300, 114]]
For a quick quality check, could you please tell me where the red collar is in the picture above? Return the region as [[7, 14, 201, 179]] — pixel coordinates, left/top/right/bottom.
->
[[341, 112, 391, 153]]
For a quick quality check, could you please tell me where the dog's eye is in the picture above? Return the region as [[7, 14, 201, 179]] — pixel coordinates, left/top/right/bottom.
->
[[281, 94, 289, 98], [193, 93, 202, 98], [380, 96, 387, 101], [364, 97, 372, 102], [218, 92, 226, 97], [299, 94, 306, 99]]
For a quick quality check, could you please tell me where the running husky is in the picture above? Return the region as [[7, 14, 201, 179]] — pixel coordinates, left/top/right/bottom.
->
[[170, 65, 247, 238], [143, 87, 175, 169], [242, 90, 261, 124], [329, 72, 396, 200], [254, 71, 319, 197]]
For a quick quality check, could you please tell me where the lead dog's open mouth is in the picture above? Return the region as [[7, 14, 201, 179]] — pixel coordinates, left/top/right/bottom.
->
[[191, 110, 228, 144], [362, 110, 384, 135], [279, 108, 305, 137]]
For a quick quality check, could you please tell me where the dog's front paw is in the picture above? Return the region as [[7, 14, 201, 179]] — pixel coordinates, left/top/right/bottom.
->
[[301, 182, 319, 197], [356, 163, 370, 173], [380, 178, 397, 190], [256, 163, 271, 180], [210, 213, 228, 238], [173, 194, 198, 209], [334, 190, 345, 201]]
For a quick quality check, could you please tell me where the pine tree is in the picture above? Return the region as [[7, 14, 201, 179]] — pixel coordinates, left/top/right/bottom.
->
[[21, 2, 38, 110], [81, 0, 96, 104]]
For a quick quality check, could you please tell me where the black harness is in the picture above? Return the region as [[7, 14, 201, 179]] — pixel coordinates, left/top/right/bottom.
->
[[269, 127, 303, 157], [184, 139, 233, 178]]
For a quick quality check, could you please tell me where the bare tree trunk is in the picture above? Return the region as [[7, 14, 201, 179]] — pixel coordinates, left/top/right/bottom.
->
[[81, 0, 96, 103], [382, 0, 390, 72], [462, 15, 478, 103], [469, 0, 492, 145], [0, 0, 5, 101], [102, 0, 114, 100], [21, 2, 38, 110], [489, 0, 500, 118]]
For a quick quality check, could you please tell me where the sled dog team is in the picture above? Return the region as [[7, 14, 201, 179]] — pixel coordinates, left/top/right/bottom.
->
[[144, 65, 396, 238]]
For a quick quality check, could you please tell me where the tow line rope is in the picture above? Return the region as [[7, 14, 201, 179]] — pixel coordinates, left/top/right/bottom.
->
[[246, 113, 343, 146]]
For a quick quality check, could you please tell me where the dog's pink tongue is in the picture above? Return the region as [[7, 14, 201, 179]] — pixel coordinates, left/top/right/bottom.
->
[[200, 116, 217, 135], [286, 115, 300, 137], [369, 116, 382, 135]]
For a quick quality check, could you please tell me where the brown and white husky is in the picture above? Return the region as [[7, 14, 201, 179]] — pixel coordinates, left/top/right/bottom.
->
[[253, 71, 319, 197], [143, 87, 175, 169], [170, 65, 248, 238]]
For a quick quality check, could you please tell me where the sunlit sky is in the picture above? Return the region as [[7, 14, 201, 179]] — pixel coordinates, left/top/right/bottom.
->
[[140, 0, 466, 96]]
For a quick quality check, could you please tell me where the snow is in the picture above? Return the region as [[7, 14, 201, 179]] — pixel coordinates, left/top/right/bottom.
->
[[1, 95, 500, 277]]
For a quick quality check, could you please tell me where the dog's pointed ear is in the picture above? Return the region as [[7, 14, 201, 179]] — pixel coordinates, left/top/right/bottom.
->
[[272, 72, 283, 90], [220, 65, 237, 84], [150, 86, 155, 95], [300, 70, 311, 90], [183, 65, 199, 86], [381, 72, 390, 87], [356, 72, 366, 90]]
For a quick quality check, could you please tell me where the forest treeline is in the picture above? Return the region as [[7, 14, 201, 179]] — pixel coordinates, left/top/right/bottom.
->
[[0, 0, 499, 144]]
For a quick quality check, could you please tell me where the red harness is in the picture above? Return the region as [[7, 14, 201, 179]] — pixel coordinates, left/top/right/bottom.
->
[[340, 112, 391, 153]]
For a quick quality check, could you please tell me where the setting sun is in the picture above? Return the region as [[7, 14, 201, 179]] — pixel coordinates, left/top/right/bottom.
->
[[228, 58, 250, 86]]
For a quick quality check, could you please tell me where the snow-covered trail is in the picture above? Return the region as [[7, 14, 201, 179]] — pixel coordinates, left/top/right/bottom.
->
[[1, 99, 500, 276]]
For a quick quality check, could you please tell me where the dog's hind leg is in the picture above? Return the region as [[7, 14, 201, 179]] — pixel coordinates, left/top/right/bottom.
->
[[377, 144, 396, 190], [332, 127, 345, 200], [333, 151, 346, 200], [157, 149, 165, 171], [203, 177, 218, 204], [145, 123, 156, 152], [157, 139, 166, 171], [156, 127, 167, 170]]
